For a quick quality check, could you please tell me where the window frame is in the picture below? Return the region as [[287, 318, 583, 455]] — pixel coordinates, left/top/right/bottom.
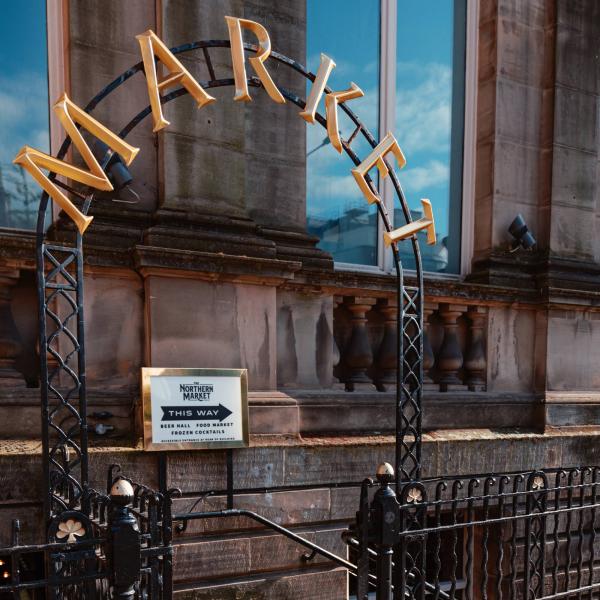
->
[[47, 0, 69, 223], [333, 0, 478, 277]]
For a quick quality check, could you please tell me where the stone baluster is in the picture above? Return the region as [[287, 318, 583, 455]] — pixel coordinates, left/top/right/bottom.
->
[[0, 268, 24, 385], [374, 297, 397, 392], [464, 306, 487, 391], [342, 297, 376, 392], [423, 302, 437, 387], [437, 303, 466, 392], [332, 297, 341, 371]]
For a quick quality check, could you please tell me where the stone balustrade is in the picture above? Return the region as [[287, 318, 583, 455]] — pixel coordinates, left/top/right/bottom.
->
[[333, 294, 488, 393]]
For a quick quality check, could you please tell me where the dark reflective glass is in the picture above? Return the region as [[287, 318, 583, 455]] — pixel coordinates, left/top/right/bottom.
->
[[0, 1, 49, 230], [306, 0, 380, 266], [396, 0, 466, 273]]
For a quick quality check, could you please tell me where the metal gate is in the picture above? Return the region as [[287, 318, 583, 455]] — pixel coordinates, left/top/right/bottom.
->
[[2, 34, 598, 600]]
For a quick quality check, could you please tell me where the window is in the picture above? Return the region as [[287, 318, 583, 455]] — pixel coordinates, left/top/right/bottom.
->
[[306, 0, 380, 267], [0, 1, 50, 230], [306, 0, 467, 274]]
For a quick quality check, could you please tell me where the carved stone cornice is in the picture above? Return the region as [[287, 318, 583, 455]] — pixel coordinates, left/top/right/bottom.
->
[[144, 209, 276, 258], [469, 250, 600, 299], [133, 244, 302, 285], [0, 230, 36, 270], [258, 226, 334, 271]]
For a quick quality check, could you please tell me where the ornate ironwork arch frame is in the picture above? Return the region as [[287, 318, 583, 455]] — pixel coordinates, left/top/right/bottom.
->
[[35, 38, 425, 524]]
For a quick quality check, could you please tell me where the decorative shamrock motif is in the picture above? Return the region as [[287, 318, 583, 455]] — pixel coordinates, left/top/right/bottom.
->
[[532, 476, 545, 491], [406, 487, 422, 503], [56, 519, 86, 544]]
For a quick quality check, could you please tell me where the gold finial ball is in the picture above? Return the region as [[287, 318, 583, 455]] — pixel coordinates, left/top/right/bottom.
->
[[376, 462, 395, 478], [110, 478, 134, 506]]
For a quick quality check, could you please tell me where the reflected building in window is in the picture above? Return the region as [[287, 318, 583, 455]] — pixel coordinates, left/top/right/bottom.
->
[[306, 0, 465, 274]]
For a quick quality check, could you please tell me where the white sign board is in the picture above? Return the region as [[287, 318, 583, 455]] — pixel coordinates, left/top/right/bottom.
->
[[142, 368, 249, 451]]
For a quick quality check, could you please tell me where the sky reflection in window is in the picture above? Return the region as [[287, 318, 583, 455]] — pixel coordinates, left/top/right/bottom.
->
[[306, 0, 464, 273], [0, 1, 49, 230], [395, 0, 463, 273], [306, 0, 380, 266]]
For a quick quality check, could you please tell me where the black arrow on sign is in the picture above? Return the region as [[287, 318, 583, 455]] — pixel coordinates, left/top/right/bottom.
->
[[161, 404, 233, 422]]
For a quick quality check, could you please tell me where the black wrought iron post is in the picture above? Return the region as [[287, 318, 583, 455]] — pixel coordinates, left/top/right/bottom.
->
[[355, 478, 373, 600], [524, 471, 548, 599], [36, 191, 91, 521], [371, 463, 401, 600], [107, 479, 141, 600]]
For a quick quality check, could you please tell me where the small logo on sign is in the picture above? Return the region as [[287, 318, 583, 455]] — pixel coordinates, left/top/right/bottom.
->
[[179, 382, 214, 401]]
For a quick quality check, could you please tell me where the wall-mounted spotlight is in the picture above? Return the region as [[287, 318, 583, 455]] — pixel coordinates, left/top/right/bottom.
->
[[91, 140, 140, 204], [508, 214, 536, 251]]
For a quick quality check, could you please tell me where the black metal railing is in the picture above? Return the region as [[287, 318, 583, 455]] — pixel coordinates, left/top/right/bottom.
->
[[345, 465, 600, 600], [0, 466, 173, 599]]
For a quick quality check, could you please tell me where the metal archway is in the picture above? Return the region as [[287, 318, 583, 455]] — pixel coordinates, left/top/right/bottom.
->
[[36, 38, 426, 523]]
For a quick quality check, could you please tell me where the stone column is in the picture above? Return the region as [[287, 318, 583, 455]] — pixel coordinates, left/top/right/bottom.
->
[[437, 303, 466, 392], [423, 302, 437, 387], [374, 297, 397, 392], [464, 306, 487, 392], [342, 297, 376, 392]]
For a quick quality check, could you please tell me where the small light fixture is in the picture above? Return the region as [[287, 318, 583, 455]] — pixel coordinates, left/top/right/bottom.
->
[[91, 139, 140, 204], [508, 214, 536, 251], [2, 570, 9, 579]]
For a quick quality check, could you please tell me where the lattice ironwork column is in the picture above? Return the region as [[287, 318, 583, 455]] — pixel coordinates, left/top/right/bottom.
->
[[37, 232, 89, 522]]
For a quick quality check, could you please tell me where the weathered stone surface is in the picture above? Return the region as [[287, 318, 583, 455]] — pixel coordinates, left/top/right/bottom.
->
[[284, 444, 390, 486], [172, 488, 331, 536], [174, 567, 347, 599], [173, 527, 346, 582], [493, 140, 541, 203], [553, 86, 598, 154], [496, 78, 543, 147], [161, 132, 247, 216], [165, 85, 245, 149], [546, 310, 600, 391], [174, 537, 251, 581], [249, 392, 300, 435], [84, 270, 143, 387], [0, 504, 44, 546], [0, 392, 133, 439], [88, 449, 159, 491], [249, 530, 318, 573], [497, 17, 547, 87], [487, 307, 536, 393], [0, 447, 42, 503], [146, 277, 276, 390], [167, 446, 285, 492], [70, 0, 155, 56], [162, 0, 242, 54], [549, 202, 595, 260], [244, 154, 306, 231], [550, 145, 597, 211], [555, 26, 600, 96], [277, 292, 333, 388], [330, 486, 361, 522], [498, 0, 549, 30]]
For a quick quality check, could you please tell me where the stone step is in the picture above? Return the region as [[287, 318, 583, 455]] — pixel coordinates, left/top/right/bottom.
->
[[174, 526, 347, 583], [174, 567, 347, 599]]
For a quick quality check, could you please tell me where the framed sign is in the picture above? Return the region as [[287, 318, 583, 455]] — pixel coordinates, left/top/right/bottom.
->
[[142, 368, 249, 451]]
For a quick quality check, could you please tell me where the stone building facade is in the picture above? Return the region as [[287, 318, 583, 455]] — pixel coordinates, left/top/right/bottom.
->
[[1, 0, 600, 598]]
